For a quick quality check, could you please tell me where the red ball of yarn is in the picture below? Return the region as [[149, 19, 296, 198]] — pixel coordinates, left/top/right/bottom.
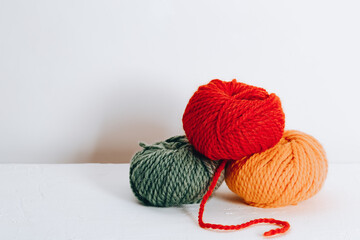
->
[[182, 79, 285, 160]]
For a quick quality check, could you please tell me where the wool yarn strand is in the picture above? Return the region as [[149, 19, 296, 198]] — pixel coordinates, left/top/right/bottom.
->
[[198, 160, 290, 237]]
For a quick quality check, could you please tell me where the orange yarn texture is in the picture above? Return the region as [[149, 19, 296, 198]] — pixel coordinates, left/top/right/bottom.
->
[[225, 130, 328, 208]]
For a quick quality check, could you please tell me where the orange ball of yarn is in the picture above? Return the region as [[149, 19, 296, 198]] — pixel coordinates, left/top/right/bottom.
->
[[225, 130, 328, 208]]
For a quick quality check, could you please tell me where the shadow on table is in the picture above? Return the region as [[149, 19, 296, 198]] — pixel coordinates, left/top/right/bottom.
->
[[215, 191, 247, 205], [179, 191, 247, 228], [180, 205, 199, 225]]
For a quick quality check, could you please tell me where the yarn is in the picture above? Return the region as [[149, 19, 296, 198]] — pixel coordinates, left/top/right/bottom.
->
[[198, 160, 290, 237], [181, 79, 290, 236], [225, 130, 328, 208], [129, 135, 225, 207], [129, 78, 326, 237], [183, 79, 285, 160]]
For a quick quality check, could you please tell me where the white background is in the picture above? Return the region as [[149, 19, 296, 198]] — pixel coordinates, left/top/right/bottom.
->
[[1, 0, 359, 163]]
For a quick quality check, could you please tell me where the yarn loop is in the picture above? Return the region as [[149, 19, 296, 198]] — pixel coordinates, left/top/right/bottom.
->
[[198, 160, 290, 237]]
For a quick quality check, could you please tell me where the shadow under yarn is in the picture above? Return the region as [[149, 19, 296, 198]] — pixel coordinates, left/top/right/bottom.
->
[[180, 205, 199, 225], [215, 191, 247, 205]]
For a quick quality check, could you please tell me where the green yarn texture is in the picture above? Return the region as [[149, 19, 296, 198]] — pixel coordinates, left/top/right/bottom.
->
[[129, 135, 225, 207]]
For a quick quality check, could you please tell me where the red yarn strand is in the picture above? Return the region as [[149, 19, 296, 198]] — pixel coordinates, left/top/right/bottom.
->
[[198, 160, 290, 237]]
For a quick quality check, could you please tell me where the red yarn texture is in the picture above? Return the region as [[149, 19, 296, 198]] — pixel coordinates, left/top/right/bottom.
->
[[198, 160, 290, 237], [183, 79, 285, 160]]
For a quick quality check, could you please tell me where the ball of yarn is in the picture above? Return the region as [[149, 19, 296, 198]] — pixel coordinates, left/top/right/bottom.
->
[[129, 135, 225, 207], [183, 79, 285, 160], [225, 130, 328, 208]]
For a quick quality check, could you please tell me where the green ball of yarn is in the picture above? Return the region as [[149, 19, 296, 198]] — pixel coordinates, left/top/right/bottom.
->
[[129, 135, 225, 207]]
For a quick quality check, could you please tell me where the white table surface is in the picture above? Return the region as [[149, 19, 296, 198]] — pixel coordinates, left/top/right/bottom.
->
[[0, 163, 358, 240]]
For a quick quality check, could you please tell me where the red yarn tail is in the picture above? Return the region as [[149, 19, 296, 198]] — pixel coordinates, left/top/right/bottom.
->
[[198, 160, 290, 237]]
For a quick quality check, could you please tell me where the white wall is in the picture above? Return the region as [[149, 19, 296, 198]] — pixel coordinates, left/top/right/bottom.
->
[[1, 0, 359, 163]]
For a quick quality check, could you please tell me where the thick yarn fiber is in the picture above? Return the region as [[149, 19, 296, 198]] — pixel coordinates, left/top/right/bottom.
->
[[129, 135, 225, 207], [183, 79, 285, 160], [225, 130, 328, 208]]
